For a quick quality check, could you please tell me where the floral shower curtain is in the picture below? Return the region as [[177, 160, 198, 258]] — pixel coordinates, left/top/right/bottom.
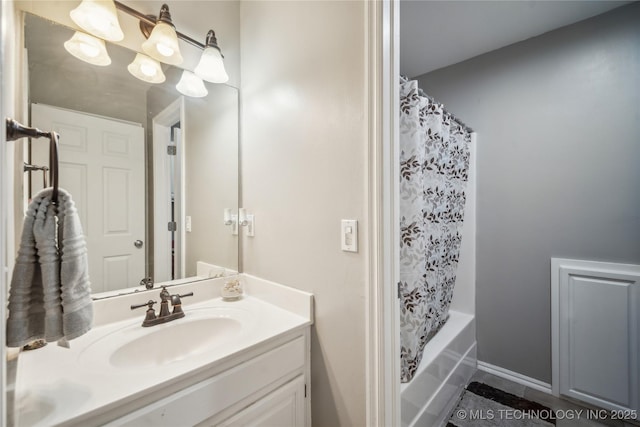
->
[[399, 77, 471, 383]]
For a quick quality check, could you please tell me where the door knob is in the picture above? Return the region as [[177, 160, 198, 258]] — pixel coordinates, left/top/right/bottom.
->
[[134, 240, 144, 248]]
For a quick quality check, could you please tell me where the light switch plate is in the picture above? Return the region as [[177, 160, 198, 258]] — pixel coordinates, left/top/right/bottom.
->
[[341, 219, 358, 252], [231, 214, 238, 236], [246, 214, 255, 237]]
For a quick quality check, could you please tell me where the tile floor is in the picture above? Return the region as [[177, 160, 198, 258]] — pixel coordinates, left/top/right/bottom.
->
[[469, 370, 639, 427]]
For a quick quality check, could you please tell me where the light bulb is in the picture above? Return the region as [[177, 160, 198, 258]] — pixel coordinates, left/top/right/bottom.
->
[[142, 17, 183, 65], [69, 0, 124, 42], [79, 42, 100, 58], [64, 31, 111, 66], [194, 47, 229, 83], [176, 70, 208, 98], [87, 14, 110, 33], [140, 63, 157, 77], [127, 53, 165, 84], [156, 43, 174, 57]]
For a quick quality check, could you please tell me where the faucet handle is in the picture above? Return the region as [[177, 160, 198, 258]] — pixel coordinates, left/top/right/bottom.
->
[[171, 292, 194, 305], [131, 300, 157, 310], [170, 292, 193, 315], [131, 300, 158, 325]]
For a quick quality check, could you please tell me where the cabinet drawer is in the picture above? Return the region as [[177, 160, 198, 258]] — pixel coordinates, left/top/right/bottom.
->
[[205, 376, 305, 427], [108, 336, 306, 426]]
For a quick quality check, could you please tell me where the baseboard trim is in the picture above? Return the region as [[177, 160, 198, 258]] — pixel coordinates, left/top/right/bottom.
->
[[477, 361, 552, 394]]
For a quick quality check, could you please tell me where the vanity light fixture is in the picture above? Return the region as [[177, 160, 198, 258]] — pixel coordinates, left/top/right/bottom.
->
[[127, 53, 166, 84], [64, 31, 112, 66], [66, 0, 230, 96], [176, 70, 208, 98], [113, 1, 229, 85], [141, 4, 183, 66], [69, 0, 124, 42], [194, 30, 229, 84]]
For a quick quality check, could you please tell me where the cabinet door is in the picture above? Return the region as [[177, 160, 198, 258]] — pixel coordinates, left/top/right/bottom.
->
[[214, 376, 306, 427], [553, 259, 640, 412]]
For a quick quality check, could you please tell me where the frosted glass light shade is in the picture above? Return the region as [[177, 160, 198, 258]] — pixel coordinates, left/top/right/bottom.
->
[[142, 22, 183, 65], [127, 54, 165, 84], [69, 0, 124, 42], [194, 47, 229, 83], [64, 31, 111, 66], [176, 71, 208, 98]]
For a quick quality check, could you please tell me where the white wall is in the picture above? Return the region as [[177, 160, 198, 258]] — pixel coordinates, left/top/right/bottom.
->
[[1, 4, 8, 424], [416, 3, 640, 384], [1, 2, 26, 425], [240, 1, 368, 425]]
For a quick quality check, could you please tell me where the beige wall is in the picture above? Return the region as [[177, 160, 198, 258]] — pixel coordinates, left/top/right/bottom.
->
[[184, 83, 239, 276], [146, 68, 240, 279], [240, 1, 368, 426]]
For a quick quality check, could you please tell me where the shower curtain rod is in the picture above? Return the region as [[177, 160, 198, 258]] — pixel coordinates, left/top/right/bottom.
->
[[401, 76, 474, 133], [416, 86, 474, 134]]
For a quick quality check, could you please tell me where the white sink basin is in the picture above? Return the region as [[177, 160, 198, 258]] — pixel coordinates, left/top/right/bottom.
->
[[79, 307, 252, 370], [110, 317, 242, 368]]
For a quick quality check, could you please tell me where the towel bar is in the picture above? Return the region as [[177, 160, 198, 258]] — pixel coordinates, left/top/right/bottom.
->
[[24, 162, 49, 188], [6, 117, 60, 204]]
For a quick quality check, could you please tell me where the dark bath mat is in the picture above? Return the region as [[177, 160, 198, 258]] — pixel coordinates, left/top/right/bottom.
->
[[448, 382, 556, 427]]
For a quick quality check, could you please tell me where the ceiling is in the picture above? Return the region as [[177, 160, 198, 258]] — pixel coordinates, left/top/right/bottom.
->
[[400, 0, 634, 78]]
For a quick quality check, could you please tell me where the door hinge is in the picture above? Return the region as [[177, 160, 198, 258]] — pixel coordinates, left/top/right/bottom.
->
[[167, 145, 177, 156], [304, 384, 307, 398], [168, 221, 177, 231], [397, 282, 402, 299]]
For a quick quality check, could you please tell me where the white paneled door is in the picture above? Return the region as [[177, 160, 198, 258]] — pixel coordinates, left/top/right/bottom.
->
[[552, 258, 640, 413], [31, 104, 145, 293]]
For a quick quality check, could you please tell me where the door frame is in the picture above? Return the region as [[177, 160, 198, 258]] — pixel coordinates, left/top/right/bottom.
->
[[152, 97, 186, 283], [365, 0, 401, 425]]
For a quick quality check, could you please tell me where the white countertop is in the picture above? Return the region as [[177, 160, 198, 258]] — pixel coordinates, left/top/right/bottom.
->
[[14, 275, 313, 426]]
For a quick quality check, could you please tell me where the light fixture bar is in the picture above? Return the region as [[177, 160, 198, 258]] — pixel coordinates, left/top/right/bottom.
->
[[113, 0, 205, 50]]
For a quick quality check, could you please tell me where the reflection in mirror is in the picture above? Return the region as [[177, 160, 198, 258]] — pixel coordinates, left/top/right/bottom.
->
[[21, 13, 239, 297]]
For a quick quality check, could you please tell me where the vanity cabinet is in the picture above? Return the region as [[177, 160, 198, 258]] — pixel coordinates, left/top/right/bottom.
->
[[15, 276, 313, 426], [106, 330, 310, 427], [209, 376, 305, 426]]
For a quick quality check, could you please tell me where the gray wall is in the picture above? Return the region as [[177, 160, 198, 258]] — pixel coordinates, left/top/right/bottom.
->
[[416, 3, 640, 383]]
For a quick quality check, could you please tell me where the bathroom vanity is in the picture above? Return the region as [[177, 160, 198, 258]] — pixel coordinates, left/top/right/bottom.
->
[[13, 275, 313, 426]]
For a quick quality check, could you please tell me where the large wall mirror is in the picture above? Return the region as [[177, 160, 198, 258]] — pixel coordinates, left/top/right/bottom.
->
[[18, 13, 239, 297]]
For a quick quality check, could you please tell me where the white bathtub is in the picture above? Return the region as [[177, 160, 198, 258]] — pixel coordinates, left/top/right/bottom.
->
[[400, 311, 477, 427]]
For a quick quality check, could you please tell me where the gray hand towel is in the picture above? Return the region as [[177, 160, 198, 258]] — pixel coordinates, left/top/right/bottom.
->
[[6, 193, 46, 347], [6, 187, 93, 347], [57, 188, 93, 340]]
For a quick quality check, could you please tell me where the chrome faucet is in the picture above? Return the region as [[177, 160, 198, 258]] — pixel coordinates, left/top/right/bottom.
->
[[131, 286, 194, 327]]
